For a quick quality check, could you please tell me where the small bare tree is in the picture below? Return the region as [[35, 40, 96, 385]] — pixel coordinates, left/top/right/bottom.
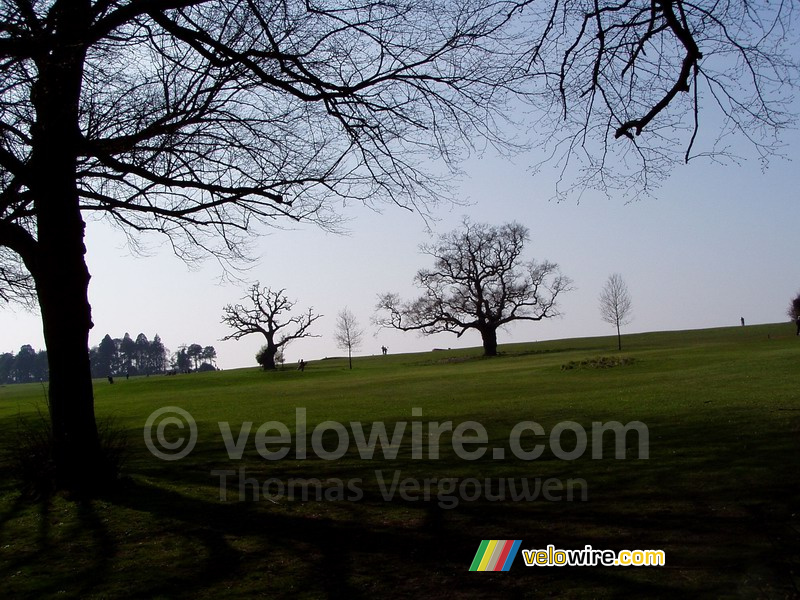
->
[[222, 284, 321, 370], [599, 274, 633, 351], [335, 308, 364, 370]]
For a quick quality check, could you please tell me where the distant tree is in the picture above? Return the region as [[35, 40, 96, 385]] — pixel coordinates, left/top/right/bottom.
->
[[222, 284, 322, 371], [599, 274, 633, 351], [186, 344, 204, 372], [201, 346, 217, 369], [149, 335, 168, 374], [33, 350, 48, 382], [92, 334, 118, 378], [173, 347, 192, 373], [119, 333, 136, 375], [787, 292, 800, 321], [13, 345, 37, 383], [376, 221, 572, 356], [0, 352, 13, 384], [335, 308, 364, 370], [134, 333, 150, 374]]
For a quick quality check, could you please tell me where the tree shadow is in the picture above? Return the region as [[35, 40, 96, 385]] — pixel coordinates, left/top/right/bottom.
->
[[1, 412, 799, 598]]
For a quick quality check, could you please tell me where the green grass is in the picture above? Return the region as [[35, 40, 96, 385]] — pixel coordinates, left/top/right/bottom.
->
[[1, 323, 800, 598]]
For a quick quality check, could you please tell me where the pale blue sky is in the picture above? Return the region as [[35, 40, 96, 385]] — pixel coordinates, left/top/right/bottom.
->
[[1, 127, 798, 369]]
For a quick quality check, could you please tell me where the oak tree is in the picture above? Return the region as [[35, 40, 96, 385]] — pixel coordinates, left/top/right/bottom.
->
[[376, 221, 571, 356], [222, 284, 321, 370]]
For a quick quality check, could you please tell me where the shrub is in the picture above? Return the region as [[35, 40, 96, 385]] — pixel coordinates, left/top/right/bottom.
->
[[561, 356, 637, 370]]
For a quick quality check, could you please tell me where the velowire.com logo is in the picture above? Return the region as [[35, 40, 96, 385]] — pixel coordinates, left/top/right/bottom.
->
[[469, 540, 522, 571]]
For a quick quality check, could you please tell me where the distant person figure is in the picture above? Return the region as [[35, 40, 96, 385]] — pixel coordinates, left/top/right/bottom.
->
[[126, 371, 130, 380], [107, 375, 114, 384], [381, 345, 388, 356], [298, 359, 306, 372], [741, 317, 745, 327]]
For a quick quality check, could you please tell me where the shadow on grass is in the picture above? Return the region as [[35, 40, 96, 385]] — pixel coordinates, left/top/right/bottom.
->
[[1, 415, 800, 599]]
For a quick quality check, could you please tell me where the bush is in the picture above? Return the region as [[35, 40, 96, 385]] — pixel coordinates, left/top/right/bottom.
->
[[561, 356, 637, 370]]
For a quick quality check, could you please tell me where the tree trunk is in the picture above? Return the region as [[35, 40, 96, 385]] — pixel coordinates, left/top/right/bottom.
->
[[348, 348, 352, 370], [616, 322, 622, 351], [35, 244, 102, 490], [480, 327, 498, 356], [29, 0, 104, 491], [261, 345, 277, 370]]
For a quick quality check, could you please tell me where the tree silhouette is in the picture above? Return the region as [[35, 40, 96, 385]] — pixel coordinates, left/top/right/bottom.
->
[[599, 274, 633, 351], [787, 292, 800, 322], [376, 221, 572, 356], [202, 346, 217, 369], [222, 284, 321, 370], [173, 346, 192, 373], [0, 0, 794, 490], [93, 334, 118, 378], [149, 335, 168, 374]]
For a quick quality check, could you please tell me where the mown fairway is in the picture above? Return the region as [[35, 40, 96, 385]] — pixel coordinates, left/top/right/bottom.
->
[[1, 323, 800, 598]]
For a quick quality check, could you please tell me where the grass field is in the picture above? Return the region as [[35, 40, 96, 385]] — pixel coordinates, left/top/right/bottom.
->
[[1, 323, 800, 598]]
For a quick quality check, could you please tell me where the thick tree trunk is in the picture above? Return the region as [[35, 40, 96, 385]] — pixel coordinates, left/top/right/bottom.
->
[[36, 237, 102, 490], [480, 327, 498, 356], [261, 345, 277, 370], [28, 0, 103, 491]]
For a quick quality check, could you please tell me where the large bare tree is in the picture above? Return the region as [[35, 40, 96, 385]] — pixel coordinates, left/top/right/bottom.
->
[[0, 0, 795, 489], [222, 284, 321, 370], [375, 221, 572, 356]]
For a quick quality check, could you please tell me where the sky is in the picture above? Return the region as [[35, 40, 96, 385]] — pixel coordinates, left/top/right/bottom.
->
[[1, 124, 799, 370]]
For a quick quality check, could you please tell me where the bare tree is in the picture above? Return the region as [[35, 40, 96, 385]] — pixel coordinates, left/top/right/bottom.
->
[[376, 221, 572, 356], [0, 1, 794, 489], [335, 308, 364, 370], [599, 274, 633, 351], [519, 0, 799, 200], [222, 284, 321, 370]]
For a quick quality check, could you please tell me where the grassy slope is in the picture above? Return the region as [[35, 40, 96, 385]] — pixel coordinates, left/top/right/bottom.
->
[[1, 323, 799, 598]]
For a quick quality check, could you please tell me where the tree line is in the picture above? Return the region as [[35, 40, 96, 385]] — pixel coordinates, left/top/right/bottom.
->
[[0, 334, 217, 384], [0, 345, 48, 384], [91, 333, 217, 377]]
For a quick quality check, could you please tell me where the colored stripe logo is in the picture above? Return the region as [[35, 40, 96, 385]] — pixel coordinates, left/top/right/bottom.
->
[[469, 540, 522, 571]]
